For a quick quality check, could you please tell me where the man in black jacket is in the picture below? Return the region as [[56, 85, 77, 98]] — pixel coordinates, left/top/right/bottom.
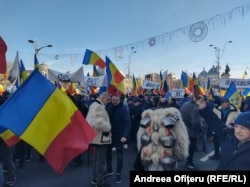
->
[[180, 95, 203, 171], [105, 94, 131, 184]]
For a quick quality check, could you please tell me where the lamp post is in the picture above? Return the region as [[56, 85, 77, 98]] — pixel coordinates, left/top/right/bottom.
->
[[28, 39, 53, 55], [209, 41, 232, 86], [127, 47, 136, 91], [28, 40, 53, 76]]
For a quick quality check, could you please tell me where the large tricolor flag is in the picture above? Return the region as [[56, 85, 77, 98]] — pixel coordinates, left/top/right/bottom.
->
[[0, 127, 20, 147], [0, 70, 96, 174], [82, 49, 106, 69], [106, 56, 126, 95]]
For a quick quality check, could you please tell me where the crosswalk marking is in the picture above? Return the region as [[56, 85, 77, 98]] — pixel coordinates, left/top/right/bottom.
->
[[200, 151, 214, 162]]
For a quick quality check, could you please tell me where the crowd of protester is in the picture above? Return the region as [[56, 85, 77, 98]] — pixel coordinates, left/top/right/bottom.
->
[[1, 89, 250, 186]]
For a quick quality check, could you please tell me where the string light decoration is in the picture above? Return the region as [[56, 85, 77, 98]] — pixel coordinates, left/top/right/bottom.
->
[[148, 37, 156, 47], [188, 22, 208, 42], [21, 4, 250, 63]]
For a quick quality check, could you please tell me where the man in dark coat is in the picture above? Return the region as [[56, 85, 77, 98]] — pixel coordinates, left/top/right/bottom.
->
[[180, 95, 203, 170], [196, 96, 250, 170], [130, 98, 143, 142], [105, 94, 131, 184]]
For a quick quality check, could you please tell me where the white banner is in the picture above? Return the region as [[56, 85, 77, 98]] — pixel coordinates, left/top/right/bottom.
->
[[143, 80, 161, 89], [47, 66, 85, 86], [219, 78, 250, 88], [171, 89, 185, 98], [84, 74, 107, 87]]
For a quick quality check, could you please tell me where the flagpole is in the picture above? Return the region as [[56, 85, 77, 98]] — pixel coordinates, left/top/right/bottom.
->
[[126, 47, 136, 93], [16, 51, 20, 87], [82, 65, 87, 94]]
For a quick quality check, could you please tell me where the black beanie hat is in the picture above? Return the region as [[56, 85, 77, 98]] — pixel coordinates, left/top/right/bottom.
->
[[234, 112, 250, 130]]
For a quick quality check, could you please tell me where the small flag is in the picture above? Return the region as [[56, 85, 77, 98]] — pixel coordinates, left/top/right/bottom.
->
[[82, 49, 106, 69], [242, 71, 247, 79]]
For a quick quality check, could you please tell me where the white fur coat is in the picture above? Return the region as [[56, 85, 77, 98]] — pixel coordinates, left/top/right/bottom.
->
[[137, 107, 189, 170]]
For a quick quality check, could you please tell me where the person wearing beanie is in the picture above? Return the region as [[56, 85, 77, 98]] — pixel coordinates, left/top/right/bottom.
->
[[209, 97, 240, 160], [196, 96, 250, 170]]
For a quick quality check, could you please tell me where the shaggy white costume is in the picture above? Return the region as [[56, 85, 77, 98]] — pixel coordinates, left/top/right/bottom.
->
[[137, 107, 189, 171]]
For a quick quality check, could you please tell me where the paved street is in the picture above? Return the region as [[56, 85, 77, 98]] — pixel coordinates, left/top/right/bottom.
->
[[6, 138, 218, 187]]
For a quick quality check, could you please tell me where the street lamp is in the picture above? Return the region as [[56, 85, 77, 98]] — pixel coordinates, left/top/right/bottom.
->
[[209, 41, 232, 86], [127, 47, 136, 91], [28, 39, 53, 55]]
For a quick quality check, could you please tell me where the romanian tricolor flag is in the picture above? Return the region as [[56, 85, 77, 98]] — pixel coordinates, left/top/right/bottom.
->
[[131, 74, 137, 96], [137, 80, 144, 96], [242, 70, 247, 79], [0, 127, 20, 147], [206, 78, 211, 90], [106, 56, 126, 95], [92, 65, 100, 77], [82, 49, 106, 69], [181, 71, 194, 93], [20, 59, 29, 83], [159, 70, 169, 96], [181, 71, 189, 88], [86, 72, 98, 94], [193, 73, 204, 95], [67, 82, 77, 96], [0, 70, 96, 174], [91, 65, 100, 94]]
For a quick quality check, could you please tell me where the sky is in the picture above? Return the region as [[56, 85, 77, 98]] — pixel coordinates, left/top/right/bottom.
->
[[1, 0, 250, 79]]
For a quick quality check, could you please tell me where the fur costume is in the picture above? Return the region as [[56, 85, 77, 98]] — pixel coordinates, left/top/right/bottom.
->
[[86, 99, 111, 145], [137, 107, 189, 171]]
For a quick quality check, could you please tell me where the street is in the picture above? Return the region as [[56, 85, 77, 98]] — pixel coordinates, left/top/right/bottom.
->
[[8, 138, 218, 187]]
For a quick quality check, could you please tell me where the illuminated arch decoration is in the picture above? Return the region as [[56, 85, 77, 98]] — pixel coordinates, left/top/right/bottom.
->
[[148, 37, 156, 47], [11, 4, 250, 65], [115, 47, 124, 59], [188, 22, 208, 42]]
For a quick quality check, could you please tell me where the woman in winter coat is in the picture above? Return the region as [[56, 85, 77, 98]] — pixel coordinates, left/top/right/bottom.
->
[[196, 96, 250, 170]]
